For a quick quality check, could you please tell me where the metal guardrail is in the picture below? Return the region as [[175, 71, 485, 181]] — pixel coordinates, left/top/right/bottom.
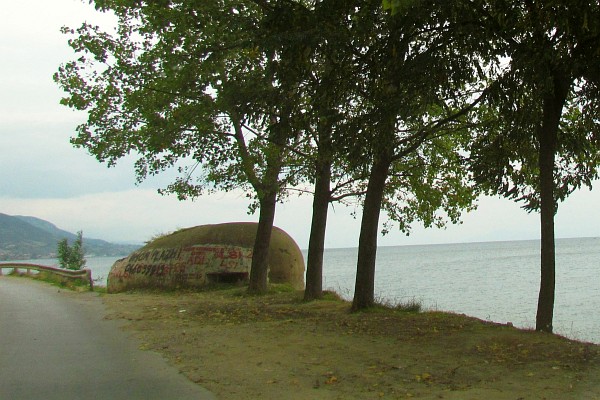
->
[[0, 263, 94, 291]]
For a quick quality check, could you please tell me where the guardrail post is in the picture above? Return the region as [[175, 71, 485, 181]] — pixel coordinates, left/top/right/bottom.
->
[[87, 269, 94, 291]]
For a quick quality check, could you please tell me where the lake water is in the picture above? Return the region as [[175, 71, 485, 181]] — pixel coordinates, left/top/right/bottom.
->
[[8, 237, 599, 344], [318, 237, 600, 344]]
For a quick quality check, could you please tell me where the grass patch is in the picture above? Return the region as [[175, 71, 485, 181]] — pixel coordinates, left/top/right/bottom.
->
[[92, 285, 107, 294], [372, 295, 423, 313], [33, 271, 91, 291], [268, 282, 296, 294], [321, 290, 345, 302], [6, 269, 92, 292]]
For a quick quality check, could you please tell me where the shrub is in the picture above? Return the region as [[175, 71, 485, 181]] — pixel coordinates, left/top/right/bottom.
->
[[57, 231, 86, 270]]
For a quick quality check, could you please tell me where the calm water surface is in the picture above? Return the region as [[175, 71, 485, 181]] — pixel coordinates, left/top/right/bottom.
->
[[318, 237, 600, 344]]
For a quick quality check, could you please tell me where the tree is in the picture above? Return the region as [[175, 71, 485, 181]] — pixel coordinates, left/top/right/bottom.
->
[[284, 0, 486, 303], [57, 231, 86, 270], [291, 0, 367, 301], [55, 1, 309, 294], [284, 0, 469, 302], [346, 1, 486, 310], [469, 1, 600, 332]]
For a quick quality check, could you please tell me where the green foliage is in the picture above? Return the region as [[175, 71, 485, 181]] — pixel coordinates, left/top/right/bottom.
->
[[57, 231, 86, 270], [345, 1, 486, 236], [54, 1, 304, 206], [382, 0, 416, 15], [55, 1, 487, 243], [468, 0, 600, 212]]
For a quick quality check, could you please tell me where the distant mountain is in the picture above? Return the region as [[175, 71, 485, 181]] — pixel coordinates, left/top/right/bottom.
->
[[14, 215, 80, 241], [0, 213, 140, 260]]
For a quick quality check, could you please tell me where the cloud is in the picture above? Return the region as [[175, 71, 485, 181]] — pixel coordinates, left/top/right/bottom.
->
[[1, 1, 115, 119], [0, 134, 135, 199]]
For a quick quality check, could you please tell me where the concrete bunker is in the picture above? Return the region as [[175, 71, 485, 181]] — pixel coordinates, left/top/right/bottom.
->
[[107, 222, 305, 293]]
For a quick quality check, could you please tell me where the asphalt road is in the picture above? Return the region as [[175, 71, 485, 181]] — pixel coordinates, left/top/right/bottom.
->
[[0, 277, 216, 400]]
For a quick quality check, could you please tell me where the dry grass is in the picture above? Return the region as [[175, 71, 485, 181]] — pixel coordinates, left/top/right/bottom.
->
[[102, 285, 600, 399]]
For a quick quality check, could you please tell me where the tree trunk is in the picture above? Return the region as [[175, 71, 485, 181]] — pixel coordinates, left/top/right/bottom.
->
[[535, 75, 569, 332], [536, 125, 556, 333], [248, 189, 278, 294], [304, 157, 332, 301], [351, 150, 392, 311]]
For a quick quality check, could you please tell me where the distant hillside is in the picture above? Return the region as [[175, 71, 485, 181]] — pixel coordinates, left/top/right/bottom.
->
[[0, 213, 140, 260]]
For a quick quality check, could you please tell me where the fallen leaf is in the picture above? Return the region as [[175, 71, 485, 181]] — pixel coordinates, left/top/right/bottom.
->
[[415, 373, 432, 382]]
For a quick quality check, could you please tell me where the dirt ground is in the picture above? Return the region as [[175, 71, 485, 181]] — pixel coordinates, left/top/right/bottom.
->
[[96, 285, 600, 400]]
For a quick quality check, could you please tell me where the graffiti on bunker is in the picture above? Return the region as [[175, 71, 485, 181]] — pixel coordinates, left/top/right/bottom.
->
[[109, 244, 253, 282]]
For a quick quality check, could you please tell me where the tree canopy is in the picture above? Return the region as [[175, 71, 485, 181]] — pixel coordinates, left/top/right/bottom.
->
[[56, 0, 311, 293], [345, 0, 489, 310]]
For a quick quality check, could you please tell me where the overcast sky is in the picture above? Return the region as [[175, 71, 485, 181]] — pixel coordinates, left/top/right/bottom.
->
[[1, 0, 599, 250]]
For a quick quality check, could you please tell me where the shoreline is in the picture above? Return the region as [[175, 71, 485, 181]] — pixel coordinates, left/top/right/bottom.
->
[[6, 252, 600, 344]]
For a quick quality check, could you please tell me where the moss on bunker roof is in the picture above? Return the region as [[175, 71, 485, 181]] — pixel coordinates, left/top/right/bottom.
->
[[143, 222, 294, 250]]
